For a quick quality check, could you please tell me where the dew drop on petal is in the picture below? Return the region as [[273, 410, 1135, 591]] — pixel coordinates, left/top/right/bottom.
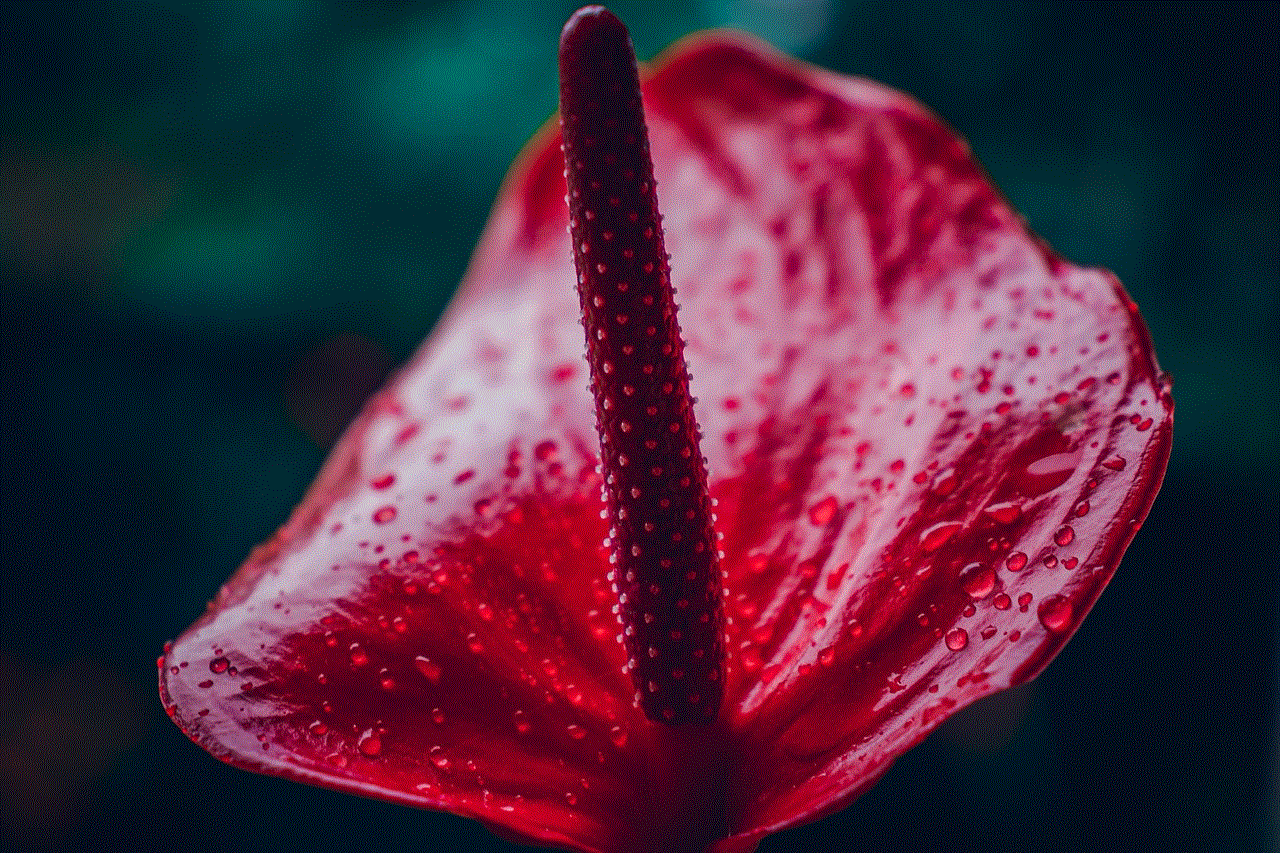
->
[[357, 729, 382, 757], [1020, 450, 1082, 496], [920, 521, 962, 553], [945, 628, 969, 651], [982, 501, 1022, 524], [808, 495, 838, 526], [930, 468, 959, 497], [1038, 595, 1074, 632], [959, 563, 996, 599], [414, 656, 442, 683]]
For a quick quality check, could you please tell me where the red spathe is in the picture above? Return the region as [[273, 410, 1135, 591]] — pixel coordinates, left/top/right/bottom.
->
[[160, 30, 1172, 853]]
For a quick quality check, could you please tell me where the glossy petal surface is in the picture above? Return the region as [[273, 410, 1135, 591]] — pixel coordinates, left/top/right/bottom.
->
[[161, 32, 1171, 853]]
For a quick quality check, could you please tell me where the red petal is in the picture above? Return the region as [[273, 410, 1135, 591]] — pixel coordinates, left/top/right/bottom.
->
[[635, 36, 1171, 847], [161, 29, 1171, 853]]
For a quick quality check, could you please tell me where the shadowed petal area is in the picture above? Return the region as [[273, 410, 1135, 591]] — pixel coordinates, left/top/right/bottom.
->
[[161, 29, 1171, 853]]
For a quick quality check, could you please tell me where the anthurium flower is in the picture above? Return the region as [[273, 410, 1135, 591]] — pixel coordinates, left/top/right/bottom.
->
[[160, 7, 1172, 853]]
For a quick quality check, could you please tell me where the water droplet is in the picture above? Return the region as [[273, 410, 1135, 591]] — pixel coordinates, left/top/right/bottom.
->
[[920, 521, 962, 553], [414, 656, 442, 683], [428, 746, 450, 771], [930, 468, 959, 497], [959, 563, 996, 599], [1055, 525, 1075, 546], [808, 495, 838, 526], [567, 724, 587, 740], [371, 474, 395, 490], [357, 729, 382, 757], [373, 505, 397, 525], [609, 725, 628, 747], [513, 710, 531, 734], [1017, 443, 1082, 496], [992, 593, 1011, 610], [349, 644, 368, 668], [945, 628, 969, 651], [1038, 595, 1073, 632], [1005, 552, 1028, 572], [982, 501, 1022, 524], [209, 657, 229, 674]]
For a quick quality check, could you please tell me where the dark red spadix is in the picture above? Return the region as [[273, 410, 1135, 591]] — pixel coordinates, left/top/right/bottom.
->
[[559, 7, 724, 725]]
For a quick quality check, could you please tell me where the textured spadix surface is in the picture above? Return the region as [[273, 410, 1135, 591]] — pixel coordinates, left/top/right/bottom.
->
[[160, 30, 1172, 853]]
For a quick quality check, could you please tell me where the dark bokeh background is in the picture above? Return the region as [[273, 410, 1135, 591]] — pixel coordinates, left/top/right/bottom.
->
[[2, 2, 1276, 851]]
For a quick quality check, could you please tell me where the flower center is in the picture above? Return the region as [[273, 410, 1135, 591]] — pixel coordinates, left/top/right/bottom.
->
[[559, 6, 724, 725]]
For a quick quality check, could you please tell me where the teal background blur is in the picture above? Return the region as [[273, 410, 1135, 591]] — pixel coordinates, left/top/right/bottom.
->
[[2, 2, 1276, 851]]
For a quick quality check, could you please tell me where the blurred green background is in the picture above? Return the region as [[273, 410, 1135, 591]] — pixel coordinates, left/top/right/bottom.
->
[[2, 2, 1276, 851]]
